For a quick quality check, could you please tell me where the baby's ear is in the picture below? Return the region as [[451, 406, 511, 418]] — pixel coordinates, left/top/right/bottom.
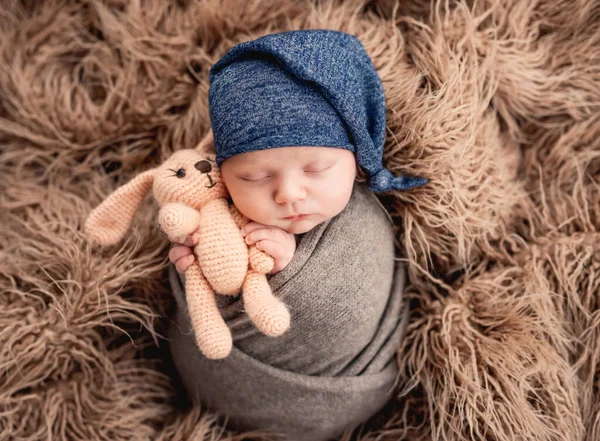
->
[[195, 129, 215, 155]]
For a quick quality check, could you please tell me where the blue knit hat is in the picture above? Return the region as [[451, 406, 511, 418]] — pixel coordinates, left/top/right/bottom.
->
[[208, 29, 428, 192]]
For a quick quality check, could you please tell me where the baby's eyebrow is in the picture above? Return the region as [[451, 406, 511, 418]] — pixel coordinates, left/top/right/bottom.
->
[[235, 154, 332, 174], [237, 164, 268, 172], [236, 167, 271, 177]]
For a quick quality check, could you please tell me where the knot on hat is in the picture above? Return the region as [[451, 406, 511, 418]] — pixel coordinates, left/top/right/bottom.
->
[[368, 168, 429, 192]]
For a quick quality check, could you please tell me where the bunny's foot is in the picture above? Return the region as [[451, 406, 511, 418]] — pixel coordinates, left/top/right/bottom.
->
[[197, 326, 233, 360], [184, 263, 233, 359], [242, 270, 290, 337]]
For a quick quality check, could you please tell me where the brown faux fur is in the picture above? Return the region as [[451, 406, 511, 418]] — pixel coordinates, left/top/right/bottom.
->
[[1, 0, 598, 440]]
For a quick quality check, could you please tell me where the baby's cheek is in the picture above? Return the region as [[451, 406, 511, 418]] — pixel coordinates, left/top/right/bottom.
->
[[239, 196, 281, 227], [229, 190, 261, 220], [321, 191, 351, 220]]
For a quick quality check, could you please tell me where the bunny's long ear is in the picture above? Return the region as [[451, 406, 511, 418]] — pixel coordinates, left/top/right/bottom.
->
[[85, 169, 156, 246], [195, 128, 215, 155]]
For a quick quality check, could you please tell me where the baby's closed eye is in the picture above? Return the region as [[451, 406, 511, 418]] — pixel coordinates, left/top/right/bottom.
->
[[304, 162, 334, 173], [304, 167, 329, 174], [240, 173, 271, 182]]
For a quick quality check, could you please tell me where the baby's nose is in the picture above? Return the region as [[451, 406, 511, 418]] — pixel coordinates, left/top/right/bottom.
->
[[194, 160, 212, 173]]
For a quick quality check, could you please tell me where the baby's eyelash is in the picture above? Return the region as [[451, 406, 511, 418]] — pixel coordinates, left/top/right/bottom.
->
[[305, 165, 333, 173], [241, 175, 270, 182]]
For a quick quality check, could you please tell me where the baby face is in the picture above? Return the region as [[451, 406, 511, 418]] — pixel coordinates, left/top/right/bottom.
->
[[221, 146, 357, 234]]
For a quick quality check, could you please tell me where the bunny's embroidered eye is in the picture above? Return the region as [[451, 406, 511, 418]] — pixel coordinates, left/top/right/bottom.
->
[[168, 168, 186, 178]]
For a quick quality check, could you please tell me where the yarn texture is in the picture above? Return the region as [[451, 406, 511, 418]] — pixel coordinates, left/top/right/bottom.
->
[[84, 133, 291, 359]]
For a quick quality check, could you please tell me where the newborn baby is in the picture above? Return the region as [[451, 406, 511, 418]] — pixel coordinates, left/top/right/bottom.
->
[[167, 30, 427, 441]]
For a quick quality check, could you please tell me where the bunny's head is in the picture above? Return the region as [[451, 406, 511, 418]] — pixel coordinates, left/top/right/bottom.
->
[[152, 148, 227, 209], [85, 130, 226, 246]]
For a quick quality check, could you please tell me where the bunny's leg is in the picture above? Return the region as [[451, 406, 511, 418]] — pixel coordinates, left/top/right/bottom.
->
[[242, 270, 290, 337], [184, 262, 232, 359]]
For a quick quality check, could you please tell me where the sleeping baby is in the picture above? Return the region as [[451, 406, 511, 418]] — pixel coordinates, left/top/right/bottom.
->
[[167, 30, 427, 441]]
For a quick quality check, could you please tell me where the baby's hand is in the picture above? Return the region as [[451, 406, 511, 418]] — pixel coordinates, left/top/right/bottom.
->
[[168, 233, 199, 274], [241, 222, 296, 274]]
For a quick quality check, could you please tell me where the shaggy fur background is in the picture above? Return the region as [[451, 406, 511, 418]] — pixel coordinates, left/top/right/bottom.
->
[[1, 0, 599, 440]]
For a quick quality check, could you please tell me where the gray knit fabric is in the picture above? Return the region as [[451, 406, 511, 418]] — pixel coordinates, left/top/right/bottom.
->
[[167, 182, 408, 440]]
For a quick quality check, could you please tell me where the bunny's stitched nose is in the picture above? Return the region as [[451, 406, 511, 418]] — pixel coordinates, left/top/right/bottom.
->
[[195, 160, 212, 173]]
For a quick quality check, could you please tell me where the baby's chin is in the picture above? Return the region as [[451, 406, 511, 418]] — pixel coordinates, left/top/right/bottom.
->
[[246, 215, 325, 235], [284, 221, 317, 235]]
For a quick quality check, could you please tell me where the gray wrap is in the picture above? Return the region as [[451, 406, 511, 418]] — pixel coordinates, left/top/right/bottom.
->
[[167, 183, 408, 441]]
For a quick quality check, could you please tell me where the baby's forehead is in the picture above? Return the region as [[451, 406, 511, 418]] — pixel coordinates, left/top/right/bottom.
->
[[256, 146, 320, 160], [233, 146, 350, 165], [219, 146, 358, 176]]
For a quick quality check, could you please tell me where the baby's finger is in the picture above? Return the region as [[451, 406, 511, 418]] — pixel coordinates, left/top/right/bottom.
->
[[168, 244, 193, 263], [182, 232, 199, 247], [244, 227, 281, 245], [255, 239, 285, 260], [240, 222, 269, 237], [244, 228, 274, 245], [175, 254, 195, 274]]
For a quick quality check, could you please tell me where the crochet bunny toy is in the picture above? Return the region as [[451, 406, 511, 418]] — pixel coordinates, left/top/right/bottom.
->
[[84, 131, 291, 359]]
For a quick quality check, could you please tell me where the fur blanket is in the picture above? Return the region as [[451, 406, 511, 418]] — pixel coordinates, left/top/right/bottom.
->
[[1, 1, 598, 440]]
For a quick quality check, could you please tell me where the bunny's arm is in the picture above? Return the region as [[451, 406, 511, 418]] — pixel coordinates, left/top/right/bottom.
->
[[228, 204, 249, 230], [158, 202, 201, 243], [228, 205, 274, 275]]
